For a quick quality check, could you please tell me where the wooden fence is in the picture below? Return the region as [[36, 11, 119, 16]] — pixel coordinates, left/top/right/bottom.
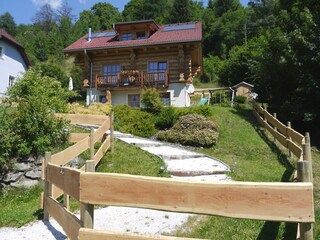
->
[[252, 100, 314, 239], [41, 113, 114, 205], [252, 100, 305, 159], [42, 109, 314, 240]]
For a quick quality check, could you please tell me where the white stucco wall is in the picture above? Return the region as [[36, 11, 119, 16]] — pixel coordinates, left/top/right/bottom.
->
[[87, 82, 189, 107], [168, 82, 189, 107], [0, 41, 27, 94], [111, 89, 141, 106]]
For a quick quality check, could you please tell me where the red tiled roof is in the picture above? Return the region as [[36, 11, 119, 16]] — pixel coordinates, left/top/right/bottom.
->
[[0, 28, 31, 66], [64, 22, 202, 52]]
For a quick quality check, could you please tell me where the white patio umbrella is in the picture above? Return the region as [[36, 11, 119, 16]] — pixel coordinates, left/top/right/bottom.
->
[[68, 77, 73, 90]]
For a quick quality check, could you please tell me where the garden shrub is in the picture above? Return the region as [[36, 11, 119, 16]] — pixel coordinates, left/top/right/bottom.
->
[[175, 105, 213, 118], [172, 114, 217, 131], [157, 114, 219, 147], [141, 88, 162, 114], [113, 105, 156, 137], [157, 129, 218, 147], [4, 69, 74, 157], [155, 106, 178, 130], [235, 95, 247, 104]]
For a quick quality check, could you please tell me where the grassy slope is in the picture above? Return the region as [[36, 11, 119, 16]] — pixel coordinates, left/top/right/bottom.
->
[[0, 186, 43, 227], [176, 106, 315, 240], [0, 140, 167, 227], [96, 139, 168, 177]]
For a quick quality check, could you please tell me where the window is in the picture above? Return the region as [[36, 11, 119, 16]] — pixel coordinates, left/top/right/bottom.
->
[[160, 92, 170, 106], [100, 96, 106, 103], [8, 75, 15, 87], [149, 61, 167, 72], [128, 94, 140, 107], [148, 61, 167, 83], [136, 32, 145, 39], [122, 33, 132, 41], [103, 64, 120, 83]]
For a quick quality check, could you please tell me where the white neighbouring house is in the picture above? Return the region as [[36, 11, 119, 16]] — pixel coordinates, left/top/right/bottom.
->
[[0, 29, 31, 95]]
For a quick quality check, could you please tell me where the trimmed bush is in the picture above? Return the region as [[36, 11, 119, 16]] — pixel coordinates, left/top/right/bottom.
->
[[175, 105, 213, 118], [157, 114, 219, 147], [155, 106, 178, 130], [157, 129, 218, 147], [141, 88, 162, 114], [113, 105, 156, 137], [172, 114, 217, 131]]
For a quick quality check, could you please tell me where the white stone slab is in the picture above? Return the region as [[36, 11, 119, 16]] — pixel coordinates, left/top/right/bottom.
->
[[141, 146, 203, 159], [118, 137, 163, 146], [166, 157, 229, 176]]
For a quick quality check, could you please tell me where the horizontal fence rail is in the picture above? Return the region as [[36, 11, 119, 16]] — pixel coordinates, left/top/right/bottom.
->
[[79, 173, 314, 223], [43, 163, 314, 240], [41, 113, 113, 205]]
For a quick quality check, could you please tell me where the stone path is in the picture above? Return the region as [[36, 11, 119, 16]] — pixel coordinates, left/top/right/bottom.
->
[[0, 132, 231, 240], [115, 131, 231, 181]]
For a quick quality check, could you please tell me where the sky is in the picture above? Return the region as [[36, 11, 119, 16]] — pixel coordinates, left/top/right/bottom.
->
[[0, 0, 250, 25]]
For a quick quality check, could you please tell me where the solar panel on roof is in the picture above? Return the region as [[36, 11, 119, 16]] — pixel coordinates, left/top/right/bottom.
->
[[91, 31, 116, 38], [163, 23, 196, 31]]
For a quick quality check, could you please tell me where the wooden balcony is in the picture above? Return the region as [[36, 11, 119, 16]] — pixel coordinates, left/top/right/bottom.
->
[[95, 71, 168, 89]]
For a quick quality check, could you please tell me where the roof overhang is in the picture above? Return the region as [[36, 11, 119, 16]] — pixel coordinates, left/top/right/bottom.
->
[[64, 39, 202, 54]]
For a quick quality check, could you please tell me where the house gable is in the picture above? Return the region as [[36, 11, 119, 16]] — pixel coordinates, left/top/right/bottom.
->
[[0, 29, 31, 94]]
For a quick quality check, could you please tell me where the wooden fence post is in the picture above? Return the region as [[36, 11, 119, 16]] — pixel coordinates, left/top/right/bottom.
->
[[80, 160, 95, 228], [273, 113, 277, 142], [305, 132, 313, 182], [90, 128, 95, 160], [287, 122, 292, 157], [297, 133, 313, 240], [110, 111, 114, 154], [263, 105, 267, 131], [43, 152, 52, 221]]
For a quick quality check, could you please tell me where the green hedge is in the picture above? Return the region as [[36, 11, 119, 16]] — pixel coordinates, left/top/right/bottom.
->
[[113, 105, 157, 137]]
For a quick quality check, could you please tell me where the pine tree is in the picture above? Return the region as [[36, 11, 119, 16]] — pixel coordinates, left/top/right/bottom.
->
[[0, 12, 17, 36], [169, 0, 193, 23]]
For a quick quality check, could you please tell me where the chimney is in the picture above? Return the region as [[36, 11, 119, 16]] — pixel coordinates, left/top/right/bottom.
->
[[88, 28, 92, 42]]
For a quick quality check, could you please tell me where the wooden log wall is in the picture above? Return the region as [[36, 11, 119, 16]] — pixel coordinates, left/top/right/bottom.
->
[[73, 43, 201, 85]]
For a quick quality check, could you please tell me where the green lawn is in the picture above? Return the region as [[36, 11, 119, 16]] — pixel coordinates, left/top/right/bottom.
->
[[0, 186, 43, 227], [175, 105, 318, 239], [96, 139, 168, 177]]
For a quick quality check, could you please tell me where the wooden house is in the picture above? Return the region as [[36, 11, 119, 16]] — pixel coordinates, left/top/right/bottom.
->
[[64, 20, 202, 107], [0, 29, 31, 95]]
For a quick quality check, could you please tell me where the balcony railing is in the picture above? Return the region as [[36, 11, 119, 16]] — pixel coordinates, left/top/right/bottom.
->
[[95, 71, 168, 89]]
